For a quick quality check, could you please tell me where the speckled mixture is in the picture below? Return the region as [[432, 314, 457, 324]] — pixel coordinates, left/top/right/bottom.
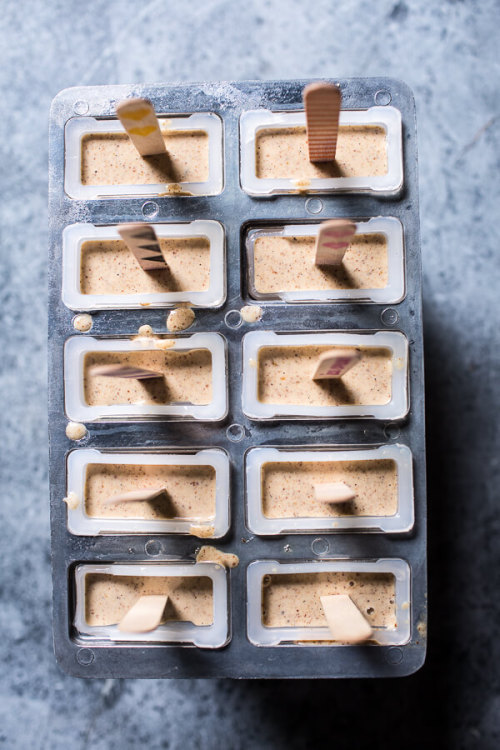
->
[[262, 572, 396, 628], [262, 459, 397, 518], [195, 546, 239, 568], [65, 421, 87, 440], [253, 233, 388, 292], [84, 463, 216, 520], [85, 574, 213, 626], [257, 345, 392, 406], [81, 130, 209, 185], [83, 349, 212, 406], [167, 307, 196, 332], [80, 237, 210, 295], [256, 126, 387, 180]]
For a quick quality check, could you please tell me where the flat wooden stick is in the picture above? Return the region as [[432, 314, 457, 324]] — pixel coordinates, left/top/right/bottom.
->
[[312, 348, 361, 380], [118, 595, 169, 633], [103, 487, 167, 505], [320, 594, 373, 643], [315, 219, 356, 267], [314, 481, 357, 504], [303, 82, 341, 163], [116, 97, 167, 156], [117, 223, 169, 272], [88, 364, 163, 380]]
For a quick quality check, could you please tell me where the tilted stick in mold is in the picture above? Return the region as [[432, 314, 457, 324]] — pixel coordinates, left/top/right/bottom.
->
[[320, 594, 373, 643], [88, 363, 163, 380], [103, 487, 168, 505], [303, 82, 341, 163], [115, 97, 167, 156], [314, 481, 357, 504], [117, 223, 170, 272], [118, 595, 169, 633], [311, 348, 361, 380], [314, 219, 357, 267]]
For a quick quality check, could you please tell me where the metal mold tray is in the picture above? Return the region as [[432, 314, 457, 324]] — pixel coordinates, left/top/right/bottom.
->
[[48, 78, 426, 678]]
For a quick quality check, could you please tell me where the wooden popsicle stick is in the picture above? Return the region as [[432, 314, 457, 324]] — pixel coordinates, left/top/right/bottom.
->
[[103, 487, 167, 505], [315, 219, 356, 267], [117, 223, 169, 272], [312, 348, 361, 380], [118, 595, 169, 633], [314, 481, 356, 504], [303, 82, 342, 163], [88, 364, 163, 380], [320, 594, 373, 643], [116, 97, 167, 156]]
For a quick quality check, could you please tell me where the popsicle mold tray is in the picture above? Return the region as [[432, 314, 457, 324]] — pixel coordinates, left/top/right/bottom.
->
[[48, 79, 426, 678]]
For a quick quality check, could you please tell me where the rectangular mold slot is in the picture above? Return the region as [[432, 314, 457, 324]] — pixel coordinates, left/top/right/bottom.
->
[[247, 558, 411, 646], [240, 106, 403, 197], [246, 443, 414, 535], [64, 332, 228, 422], [66, 448, 230, 537], [73, 562, 229, 648], [65, 112, 223, 199], [242, 330, 409, 420], [245, 217, 404, 304], [62, 221, 226, 310]]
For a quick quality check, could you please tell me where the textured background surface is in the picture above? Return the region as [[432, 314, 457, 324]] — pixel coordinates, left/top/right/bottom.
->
[[1, 0, 499, 748]]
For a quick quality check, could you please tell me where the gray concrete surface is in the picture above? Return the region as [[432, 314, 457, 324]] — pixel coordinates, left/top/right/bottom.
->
[[1, 0, 499, 747]]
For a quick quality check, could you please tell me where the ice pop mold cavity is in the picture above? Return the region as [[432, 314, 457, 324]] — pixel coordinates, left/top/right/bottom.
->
[[66, 448, 230, 537], [74, 563, 229, 648], [242, 330, 409, 420], [64, 332, 227, 422], [65, 113, 224, 199], [245, 217, 405, 304], [245, 444, 414, 535], [247, 559, 411, 646], [240, 106, 403, 196], [49, 79, 426, 679], [62, 221, 226, 310]]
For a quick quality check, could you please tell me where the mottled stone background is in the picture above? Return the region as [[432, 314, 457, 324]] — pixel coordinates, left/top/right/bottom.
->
[[0, 0, 499, 747]]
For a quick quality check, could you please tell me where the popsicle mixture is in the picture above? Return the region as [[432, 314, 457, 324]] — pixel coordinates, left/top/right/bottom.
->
[[255, 125, 387, 180], [81, 129, 209, 185], [262, 572, 396, 629], [261, 459, 397, 518], [85, 573, 213, 626], [83, 349, 212, 406], [80, 236, 210, 295], [253, 233, 388, 293], [257, 345, 392, 406], [84, 462, 216, 520]]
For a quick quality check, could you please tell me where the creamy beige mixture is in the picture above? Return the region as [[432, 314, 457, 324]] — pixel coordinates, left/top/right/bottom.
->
[[195, 546, 239, 568], [262, 459, 397, 518], [262, 572, 396, 628], [84, 463, 216, 520], [73, 313, 93, 331], [80, 237, 210, 295], [81, 130, 209, 185], [167, 307, 196, 332], [65, 421, 87, 440], [83, 349, 212, 406], [256, 126, 387, 180], [253, 233, 388, 292], [257, 345, 392, 406], [240, 305, 263, 323], [85, 573, 213, 626]]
